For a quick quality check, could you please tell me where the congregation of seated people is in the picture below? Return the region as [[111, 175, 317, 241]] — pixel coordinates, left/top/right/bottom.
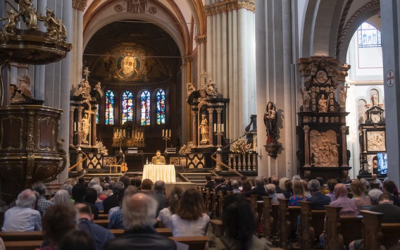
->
[[0, 174, 399, 250]]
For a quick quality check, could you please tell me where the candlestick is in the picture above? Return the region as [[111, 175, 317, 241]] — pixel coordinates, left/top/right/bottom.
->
[[169, 129, 171, 137], [123, 129, 126, 137], [222, 124, 224, 132], [214, 123, 216, 131], [162, 129, 164, 137], [219, 123, 221, 132]]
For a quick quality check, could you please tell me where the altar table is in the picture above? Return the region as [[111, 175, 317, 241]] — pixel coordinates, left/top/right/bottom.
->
[[142, 164, 176, 183]]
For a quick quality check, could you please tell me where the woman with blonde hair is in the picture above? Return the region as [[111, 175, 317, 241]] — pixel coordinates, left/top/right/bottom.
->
[[350, 179, 371, 210], [157, 185, 184, 229], [288, 180, 306, 206], [171, 188, 210, 237]]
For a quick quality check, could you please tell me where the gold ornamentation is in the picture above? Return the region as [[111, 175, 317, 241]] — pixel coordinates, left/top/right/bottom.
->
[[0, 115, 24, 150], [0, 10, 19, 42], [18, 0, 39, 30], [205, 0, 255, 16], [73, 0, 89, 11], [26, 110, 35, 152], [38, 8, 67, 44]]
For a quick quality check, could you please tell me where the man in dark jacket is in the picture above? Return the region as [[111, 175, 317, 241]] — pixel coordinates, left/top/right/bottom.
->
[[103, 181, 124, 214], [243, 177, 269, 201], [103, 193, 177, 250], [306, 179, 331, 210]]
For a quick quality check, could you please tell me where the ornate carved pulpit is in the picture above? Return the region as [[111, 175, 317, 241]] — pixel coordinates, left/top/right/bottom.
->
[[297, 57, 351, 180], [0, 106, 66, 203]]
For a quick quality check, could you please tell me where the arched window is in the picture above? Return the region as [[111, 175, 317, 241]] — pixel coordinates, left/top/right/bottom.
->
[[156, 89, 166, 125], [140, 90, 150, 126], [357, 22, 381, 48], [96, 104, 99, 124], [105, 90, 115, 125], [121, 91, 134, 125]]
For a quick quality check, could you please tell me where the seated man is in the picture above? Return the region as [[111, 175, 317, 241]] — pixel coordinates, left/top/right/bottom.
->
[[243, 177, 269, 201], [76, 203, 115, 250], [2, 189, 41, 231], [151, 150, 166, 165], [103, 193, 177, 250], [329, 183, 359, 216], [306, 179, 331, 210]]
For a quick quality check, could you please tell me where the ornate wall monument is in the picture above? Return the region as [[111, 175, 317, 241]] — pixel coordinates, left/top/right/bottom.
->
[[297, 56, 351, 180]]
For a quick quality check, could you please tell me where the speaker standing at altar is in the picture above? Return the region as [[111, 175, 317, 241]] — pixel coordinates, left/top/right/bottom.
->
[[152, 150, 166, 165]]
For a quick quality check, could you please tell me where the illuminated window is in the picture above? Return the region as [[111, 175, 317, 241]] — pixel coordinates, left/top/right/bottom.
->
[[357, 22, 381, 48], [96, 104, 99, 124], [156, 89, 166, 125], [105, 90, 115, 125], [140, 90, 150, 126], [121, 91, 134, 125]]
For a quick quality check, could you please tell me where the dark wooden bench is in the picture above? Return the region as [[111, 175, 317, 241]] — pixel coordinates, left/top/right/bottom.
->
[[299, 201, 326, 249], [277, 198, 301, 250], [98, 213, 108, 219], [4, 236, 208, 250], [360, 210, 400, 250], [94, 219, 109, 227], [0, 228, 172, 241], [209, 219, 224, 237], [324, 205, 363, 250]]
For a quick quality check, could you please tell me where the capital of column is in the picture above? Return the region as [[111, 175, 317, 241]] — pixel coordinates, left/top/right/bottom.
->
[[185, 54, 193, 62], [303, 125, 310, 133], [205, 0, 255, 16], [194, 34, 207, 44], [73, 0, 88, 11], [340, 126, 347, 133]]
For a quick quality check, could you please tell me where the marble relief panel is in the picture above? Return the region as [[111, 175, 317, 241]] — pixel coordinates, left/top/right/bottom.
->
[[310, 129, 339, 167], [367, 131, 386, 151]]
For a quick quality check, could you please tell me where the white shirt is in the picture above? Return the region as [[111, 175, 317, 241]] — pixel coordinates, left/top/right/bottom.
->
[[157, 207, 173, 229], [108, 206, 120, 218], [2, 206, 41, 232], [171, 213, 210, 237]]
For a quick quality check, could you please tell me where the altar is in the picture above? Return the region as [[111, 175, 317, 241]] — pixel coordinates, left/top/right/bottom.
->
[[142, 164, 176, 183]]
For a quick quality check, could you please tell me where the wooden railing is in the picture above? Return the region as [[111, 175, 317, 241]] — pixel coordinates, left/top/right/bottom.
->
[[228, 152, 258, 172]]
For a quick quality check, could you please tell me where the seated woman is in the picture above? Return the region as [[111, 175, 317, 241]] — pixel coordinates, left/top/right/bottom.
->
[[157, 185, 184, 229], [350, 179, 372, 210], [288, 180, 306, 206], [208, 193, 272, 250], [171, 188, 210, 237]]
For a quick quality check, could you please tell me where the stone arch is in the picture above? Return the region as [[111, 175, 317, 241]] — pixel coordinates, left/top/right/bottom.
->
[[337, 1, 380, 62]]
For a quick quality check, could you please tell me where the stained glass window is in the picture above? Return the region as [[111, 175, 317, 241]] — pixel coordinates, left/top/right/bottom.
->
[[121, 91, 134, 125], [96, 104, 99, 124], [156, 89, 166, 125], [105, 90, 115, 125], [140, 90, 150, 126], [357, 22, 381, 48]]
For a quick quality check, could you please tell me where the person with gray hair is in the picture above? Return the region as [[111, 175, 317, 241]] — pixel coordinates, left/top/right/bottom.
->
[[53, 190, 72, 205], [305, 179, 331, 210], [368, 188, 383, 206], [154, 180, 166, 216], [92, 184, 104, 211], [265, 184, 285, 204], [103, 193, 177, 250], [243, 176, 269, 200], [31, 181, 53, 215], [231, 180, 240, 193], [2, 189, 41, 231]]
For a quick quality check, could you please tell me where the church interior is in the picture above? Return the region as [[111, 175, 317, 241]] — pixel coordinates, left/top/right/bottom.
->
[[0, 0, 400, 249]]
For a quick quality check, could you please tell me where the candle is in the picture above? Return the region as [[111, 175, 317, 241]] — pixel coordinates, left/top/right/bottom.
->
[[214, 123, 216, 131], [222, 124, 224, 132], [169, 129, 171, 137], [162, 129, 164, 137], [123, 129, 126, 137], [74, 122, 77, 132]]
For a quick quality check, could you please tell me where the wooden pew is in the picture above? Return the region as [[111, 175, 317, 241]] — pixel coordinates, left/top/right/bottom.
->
[[210, 219, 224, 237], [98, 213, 108, 219], [4, 240, 42, 250], [94, 219, 109, 227], [262, 197, 273, 239], [0, 228, 172, 241], [360, 210, 400, 250], [170, 236, 208, 250], [324, 205, 363, 250], [299, 201, 326, 249]]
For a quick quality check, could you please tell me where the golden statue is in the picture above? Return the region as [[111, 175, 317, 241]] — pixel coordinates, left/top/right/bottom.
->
[[0, 10, 19, 41], [18, 0, 38, 30], [199, 114, 209, 144]]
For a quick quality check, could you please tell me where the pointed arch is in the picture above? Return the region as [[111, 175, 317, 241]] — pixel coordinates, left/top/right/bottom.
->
[[121, 91, 134, 125], [140, 90, 151, 126], [105, 90, 115, 125], [156, 89, 166, 125]]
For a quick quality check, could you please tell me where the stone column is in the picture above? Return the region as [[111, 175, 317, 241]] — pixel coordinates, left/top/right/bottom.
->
[[77, 106, 83, 146], [380, 0, 400, 187], [303, 125, 310, 167], [91, 109, 97, 146], [192, 110, 198, 146], [70, 107, 75, 144], [216, 108, 222, 147], [256, 0, 297, 178], [341, 126, 349, 167], [208, 108, 214, 146]]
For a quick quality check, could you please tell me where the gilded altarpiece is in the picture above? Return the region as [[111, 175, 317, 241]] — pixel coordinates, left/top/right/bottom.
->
[[297, 57, 351, 180]]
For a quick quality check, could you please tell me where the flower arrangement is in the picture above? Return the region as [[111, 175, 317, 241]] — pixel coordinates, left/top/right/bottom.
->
[[230, 137, 252, 155]]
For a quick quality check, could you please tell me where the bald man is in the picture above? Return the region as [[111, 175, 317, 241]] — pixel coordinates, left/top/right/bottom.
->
[[329, 183, 359, 216], [103, 193, 177, 250]]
